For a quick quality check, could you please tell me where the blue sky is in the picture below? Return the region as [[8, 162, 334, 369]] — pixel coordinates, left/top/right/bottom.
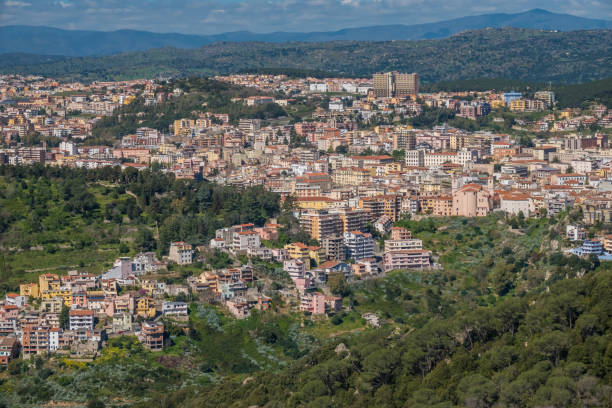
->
[[1, 0, 611, 34]]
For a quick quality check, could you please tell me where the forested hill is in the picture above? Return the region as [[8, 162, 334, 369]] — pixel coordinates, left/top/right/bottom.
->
[[1, 28, 611, 83], [2, 9, 610, 56], [164, 265, 612, 408]]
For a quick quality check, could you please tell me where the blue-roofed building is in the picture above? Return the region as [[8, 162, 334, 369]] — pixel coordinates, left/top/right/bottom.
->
[[504, 92, 522, 105]]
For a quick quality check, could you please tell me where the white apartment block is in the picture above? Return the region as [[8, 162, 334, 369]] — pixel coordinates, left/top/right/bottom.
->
[[232, 231, 261, 252], [384, 239, 423, 252], [69, 310, 94, 331], [343, 231, 374, 260], [168, 242, 194, 265]]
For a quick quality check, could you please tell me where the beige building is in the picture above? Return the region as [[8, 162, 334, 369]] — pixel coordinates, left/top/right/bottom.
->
[[373, 72, 419, 99], [452, 184, 493, 217]]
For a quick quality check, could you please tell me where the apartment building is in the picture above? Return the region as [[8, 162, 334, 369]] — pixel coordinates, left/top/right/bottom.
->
[[332, 167, 373, 186], [232, 230, 261, 252], [137, 297, 156, 319], [359, 195, 402, 222], [300, 292, 342, 315], [385, 239, 423, 251], [500, 192, 532, 216], [22, 326, 59, 356], [69, 309, 94, 331], [283, 258, 307, 280], [372, 72, 419, 98], [39, 274, 61, 293], [284, 242, 324, 263], [168, 242, 194, 265], [383, 250, 431, 271], [140, 321, 164, 351], [19, 283, 39, 298], [162, 301, 188, 316], [335, 208, 369, 233], [405, 149, 425, 167], [0, 337, 19, 366], [343, 231, 374, 260], [321, 234, 347, 261], [420, 195, 453, 216], [391, 227, 412, 240], [300, 211, 343, 242]]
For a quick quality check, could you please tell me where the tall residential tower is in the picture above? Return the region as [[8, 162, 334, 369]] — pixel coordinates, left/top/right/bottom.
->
[[372, 72, 419, 99]]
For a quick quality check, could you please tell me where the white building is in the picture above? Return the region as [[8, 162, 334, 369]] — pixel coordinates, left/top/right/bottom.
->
[[210, 237, 226, 249], [162, 301, 188, 316], [309, 83, 328, 92], [384, 239, 423, 252], [500, 193, 532, 216], [566, 225, 587, 241], [405, 149, 425, 167], [69, 310, 94, 331], [329, 100, 344, 112], [283, 258, 306, 281], [49, 328, 59, 351], [232, 231, 261, 252], [343, 231, 374, 260], [168, 242, 194, 265]]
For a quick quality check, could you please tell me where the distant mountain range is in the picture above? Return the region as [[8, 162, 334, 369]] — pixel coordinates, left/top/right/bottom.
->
[[2, 28, 611, 84], [1, 9, 611, 56]]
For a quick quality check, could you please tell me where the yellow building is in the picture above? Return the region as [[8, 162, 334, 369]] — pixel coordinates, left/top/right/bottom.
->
[[137, 297, 156, 318], [490, 99, 505, 109], [123, 95, 136, 105], [285, 242, 310, 259], [203, 149, 221, 162], [158, 143, 178, 154], [296, 196, 339, 211], [450, 133, 468, 150], [141, 281, 157, 297], [385, 162, 402, 174], [332, 167, 374, 186], [41, 288, 72, 307], [308, 247, 325, 265], [173, 119, 195, 137], [509, 99, 526, 112], [284, 243, 325, 264], [20, 283, 40, 298], [39, 274, 61, 293]]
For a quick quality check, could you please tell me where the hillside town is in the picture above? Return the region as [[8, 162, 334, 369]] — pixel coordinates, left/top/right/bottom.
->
[[1, 71, 612, 365]]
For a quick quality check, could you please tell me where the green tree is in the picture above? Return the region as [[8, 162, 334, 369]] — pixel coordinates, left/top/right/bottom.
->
[[59, 304, 70, 330], [328, 272, 349, 296]]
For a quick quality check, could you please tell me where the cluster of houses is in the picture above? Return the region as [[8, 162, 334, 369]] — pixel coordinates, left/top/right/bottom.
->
[[564, 226, 612, 260], [207, 220, 432, 316], [0, 250, 194, 365]]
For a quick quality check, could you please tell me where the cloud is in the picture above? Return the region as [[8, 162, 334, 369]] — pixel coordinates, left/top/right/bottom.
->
[[58, 1, 73, 7], [5, 0, 31, 6]]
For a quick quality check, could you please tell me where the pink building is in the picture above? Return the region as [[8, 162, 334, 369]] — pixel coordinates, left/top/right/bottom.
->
[[300, 292, 342, 315], [71, 291, 87, 308], [254, 226, 279, 241], [300, 292, 326, 315], [391, 227, 411, 240], [383, 250, 431, 271], [452, 184, 493, 217], [294, 277, 316, 292]]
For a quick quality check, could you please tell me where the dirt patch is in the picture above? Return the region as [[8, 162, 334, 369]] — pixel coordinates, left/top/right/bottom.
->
[[157, 354, 195, 370]]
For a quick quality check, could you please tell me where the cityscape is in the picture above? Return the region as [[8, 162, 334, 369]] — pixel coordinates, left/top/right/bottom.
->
[[0, 3, 612, 408]]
